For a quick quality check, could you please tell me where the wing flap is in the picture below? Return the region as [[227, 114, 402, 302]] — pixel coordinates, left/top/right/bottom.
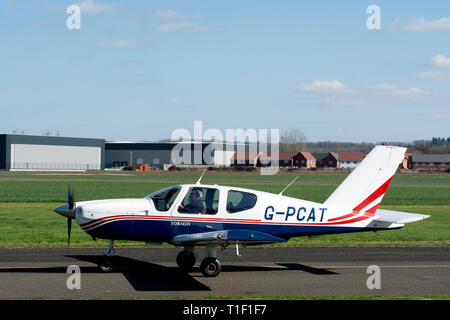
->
[[374, 209, 430, 224], [172, 229, 287, 246]]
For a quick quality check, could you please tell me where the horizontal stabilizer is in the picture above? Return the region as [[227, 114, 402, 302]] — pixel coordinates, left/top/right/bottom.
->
[[172, 229, 287, 246], [374, 209, 430, 224]]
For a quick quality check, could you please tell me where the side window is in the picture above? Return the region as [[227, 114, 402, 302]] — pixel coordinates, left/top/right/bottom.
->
[[227, 190, 257, 213], [151, 187, 181, 212], [178, 187, 219, 215]]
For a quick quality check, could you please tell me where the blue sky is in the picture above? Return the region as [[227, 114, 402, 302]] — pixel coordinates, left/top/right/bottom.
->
[[1, 0, 449, 142]]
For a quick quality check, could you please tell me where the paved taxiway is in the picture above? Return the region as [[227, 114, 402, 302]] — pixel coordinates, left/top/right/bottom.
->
[[0, 247, 448, 299]]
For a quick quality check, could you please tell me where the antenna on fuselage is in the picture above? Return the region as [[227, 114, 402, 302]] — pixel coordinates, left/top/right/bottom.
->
[[279, 176, 299, 195], [196, 167, 208, 185]]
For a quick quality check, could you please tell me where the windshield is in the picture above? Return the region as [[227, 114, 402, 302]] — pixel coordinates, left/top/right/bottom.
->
[[146, 187, 181, 212]]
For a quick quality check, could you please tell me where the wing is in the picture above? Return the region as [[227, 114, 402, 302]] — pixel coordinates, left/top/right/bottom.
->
[[172, 229, 287, 246]]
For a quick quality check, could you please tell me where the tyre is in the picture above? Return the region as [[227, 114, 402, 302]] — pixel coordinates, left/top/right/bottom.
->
[[176, 251, 196, 272], [200, 257, 221, 277], [99, 259, 114, 273]]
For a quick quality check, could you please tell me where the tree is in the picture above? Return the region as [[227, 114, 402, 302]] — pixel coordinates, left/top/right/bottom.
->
[[280, 129, 306, 152]]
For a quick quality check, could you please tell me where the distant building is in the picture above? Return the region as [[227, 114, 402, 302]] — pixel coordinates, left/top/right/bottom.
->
[[409, 154, 450, 170], [106, 141, 241, 168], [400, 153, 412, 169], [257, 152, 300, 167], [0, 134, 105, 171], [231, 151, 260, 167], [312, 153, 328, 167], [317, 152, 365, 168], [293, 152, 316, 168], [338, 152, 366, 168], [321, 152, 339, 168]]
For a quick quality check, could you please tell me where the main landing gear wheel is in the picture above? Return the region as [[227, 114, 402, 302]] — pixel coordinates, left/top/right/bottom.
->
[[176, 250, 196, 272], [200, 257, 221, 277], [98, 258, 114, 273]]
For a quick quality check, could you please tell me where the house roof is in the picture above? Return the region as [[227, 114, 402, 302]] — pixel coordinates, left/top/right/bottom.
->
[[411, 154, 450, 162], [338, 152, 366, 162], [232, 151, 260, 160], [312, 153, 328, 161], [260, 152, 299, 161], [298, 152, 316, 161], [329, 152, 339, 160]]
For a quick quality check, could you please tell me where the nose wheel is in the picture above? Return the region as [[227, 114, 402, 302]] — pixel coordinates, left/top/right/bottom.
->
[[98, 240, 116, 273]]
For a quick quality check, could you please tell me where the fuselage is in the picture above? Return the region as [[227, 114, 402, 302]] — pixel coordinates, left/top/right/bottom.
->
[[72, 184, 379, 244]]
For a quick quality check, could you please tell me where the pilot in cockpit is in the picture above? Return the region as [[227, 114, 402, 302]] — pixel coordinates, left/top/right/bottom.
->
[[178, 188, 206, 214]]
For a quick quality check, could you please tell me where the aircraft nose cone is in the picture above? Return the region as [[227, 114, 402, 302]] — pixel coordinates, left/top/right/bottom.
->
[[54, 204, 75, 218]]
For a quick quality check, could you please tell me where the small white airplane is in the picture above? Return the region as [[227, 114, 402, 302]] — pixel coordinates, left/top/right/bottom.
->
[[54, 145, 429, 277]]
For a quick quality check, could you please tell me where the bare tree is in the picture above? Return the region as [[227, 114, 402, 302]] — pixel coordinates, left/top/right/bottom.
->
[[280, 129, 306, 152]]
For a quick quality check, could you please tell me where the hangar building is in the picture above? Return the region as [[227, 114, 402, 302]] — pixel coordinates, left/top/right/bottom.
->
[[0, 134, 105, 171], [105, 141, 240, 168]]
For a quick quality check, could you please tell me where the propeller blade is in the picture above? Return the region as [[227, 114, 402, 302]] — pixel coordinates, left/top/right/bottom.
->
[[68, 185, 74, 210], [67, 217, 72, 248]]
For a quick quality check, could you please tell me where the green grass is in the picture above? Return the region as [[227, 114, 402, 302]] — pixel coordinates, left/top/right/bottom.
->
[[0, 172, 448, 248]]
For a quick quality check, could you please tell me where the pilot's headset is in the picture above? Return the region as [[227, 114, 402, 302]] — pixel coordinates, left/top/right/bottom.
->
[[191, 189, 203, 199]]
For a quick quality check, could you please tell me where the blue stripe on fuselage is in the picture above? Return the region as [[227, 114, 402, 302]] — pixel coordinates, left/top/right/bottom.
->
[[84, 219, 365, 243]]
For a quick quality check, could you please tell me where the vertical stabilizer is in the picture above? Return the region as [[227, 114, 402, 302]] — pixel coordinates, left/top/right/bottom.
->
[[324, 145, 406, 212]]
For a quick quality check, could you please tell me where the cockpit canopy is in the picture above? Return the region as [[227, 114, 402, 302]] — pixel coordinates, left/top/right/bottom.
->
[[146, 185, 258, 214]]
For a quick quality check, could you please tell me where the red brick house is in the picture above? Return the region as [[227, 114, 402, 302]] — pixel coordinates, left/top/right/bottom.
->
[[321, 152, 339, 168], [400, 153, 411, 169], [292, 152, 316, 168], [258, 152, 299, 167], [312, 153, 328, 167], [317, 152, 365, 168]]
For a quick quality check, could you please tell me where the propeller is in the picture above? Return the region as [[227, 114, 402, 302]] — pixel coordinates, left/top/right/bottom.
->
[[54, 185, 76, 249]]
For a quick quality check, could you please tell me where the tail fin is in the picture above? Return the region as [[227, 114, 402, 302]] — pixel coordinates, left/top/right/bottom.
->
[[324, 145, 406, 213]]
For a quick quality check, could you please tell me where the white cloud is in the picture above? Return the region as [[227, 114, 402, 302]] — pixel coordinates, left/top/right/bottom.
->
[[393, 17, 450, 32], [296, 80, 362, 107], [416, 71, 450, 80], [157, 22, 215, 33], [297, 80, 347, 92], [75, 0, 117, 13], [155, 9, 214, 33], [161, 98, 192, 105], [425, 112, 450, 120], [156, 9, 180, 19], [431, 54, 450, 67], [94, 40, 138, 48], [369, 83, 430, 99]]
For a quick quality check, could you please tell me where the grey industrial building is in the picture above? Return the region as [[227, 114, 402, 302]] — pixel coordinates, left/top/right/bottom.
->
[[0, 134, 105, 170], [0, 133, 268, 171], [105, 141, 241, 168]]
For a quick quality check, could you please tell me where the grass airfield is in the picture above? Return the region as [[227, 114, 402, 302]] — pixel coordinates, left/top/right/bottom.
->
[[0, 170, 448, 248]]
